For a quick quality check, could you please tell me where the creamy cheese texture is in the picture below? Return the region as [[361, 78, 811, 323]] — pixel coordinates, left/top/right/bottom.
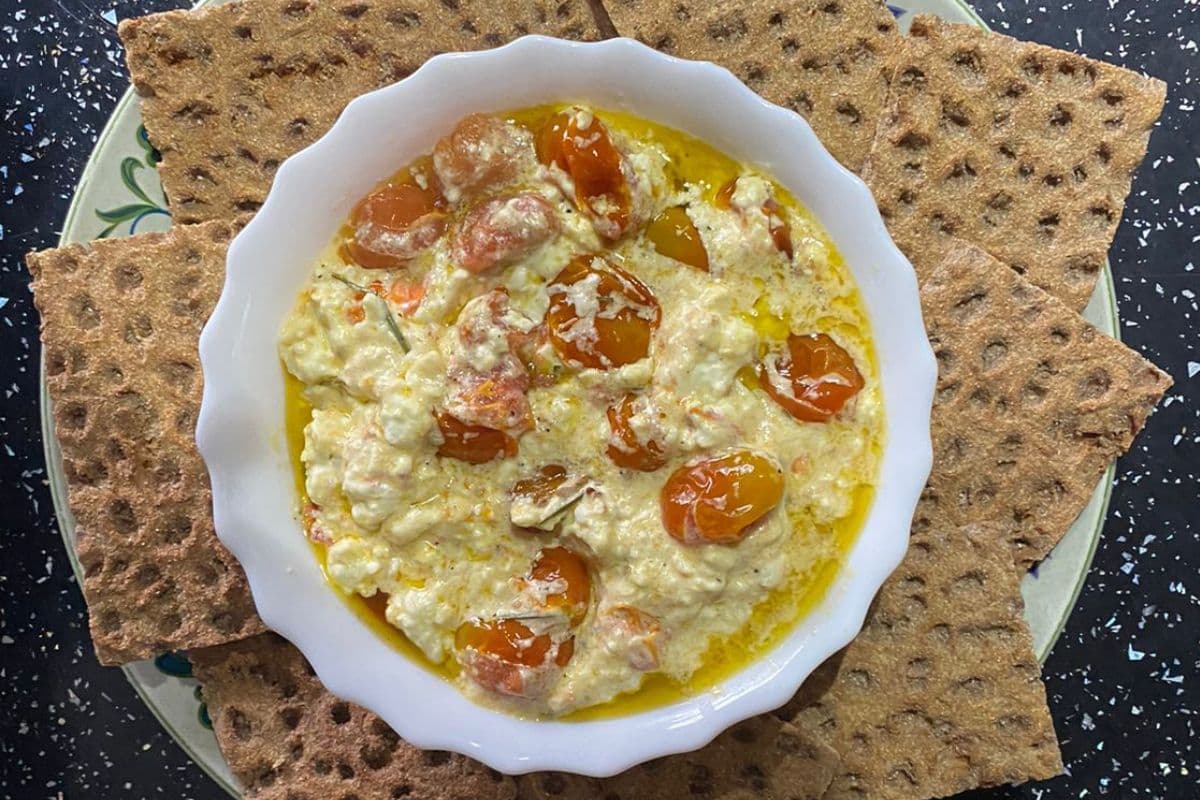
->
[[279, 105, 882, 718]]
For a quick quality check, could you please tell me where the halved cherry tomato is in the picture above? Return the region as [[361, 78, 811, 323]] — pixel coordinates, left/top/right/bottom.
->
[[433, 113, 530, 201], [603, 605, 663, 671], [661, 450, 784, 545], [455, 618, 573, 697], [435, 410, 517, 464], [545, 256, 661, 369], [605, 394, 666, 472], [527, 546, 591, 625], [537, 109, 632, 241], [757, 333, 863, 422], [715, 177, 793, 259], [452, 192, 559, 273], [646, 206, 709, 271], [344, 165, 447, 268], [387, 278, 425, 316]]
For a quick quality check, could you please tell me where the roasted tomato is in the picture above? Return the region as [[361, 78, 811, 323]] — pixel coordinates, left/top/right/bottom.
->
[[645, 206, 709, 271], [455, 618, 574, 698], [344, 162, 447, 268], [605, 393, 666, 472], [601, 605, 664, 671], [527, 546, 591, 625], [444, 290, 535, 433], [537, 109, 632, 240], [452, 192, 560, 273], [432, 113, 531, 201], [509, 465, 591, 530], [435, 410, 517, 465], [757, 333, 864, 422], [661, 450, 784, 545], [545, 256, 661, 369], [386, 277, 425, 316], [715, 177, 793, 259]]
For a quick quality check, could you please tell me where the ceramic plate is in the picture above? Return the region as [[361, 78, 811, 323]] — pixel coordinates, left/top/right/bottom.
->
[[41, 0, 1116, 794]]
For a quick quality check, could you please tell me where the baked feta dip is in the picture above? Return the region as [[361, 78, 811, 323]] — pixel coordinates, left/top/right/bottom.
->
[[279, 105, 883, 717]]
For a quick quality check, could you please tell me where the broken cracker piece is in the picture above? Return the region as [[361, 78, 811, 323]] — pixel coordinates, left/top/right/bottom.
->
[[864, 15, 1165, 311], [780, 521, 1063, 799], [603, 0, 900, 173], [920, 242, 1171, 568], [192, 634, 839, 800], [27, 222, 263, 664], [118, 0, 604, 225]]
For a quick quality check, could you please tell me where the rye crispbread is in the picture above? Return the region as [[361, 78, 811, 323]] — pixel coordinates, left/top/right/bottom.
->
[[118, 0, 605, 224], [919, 242, 1171, 568], [192, 634, 840, 800], [603, 0, 900, 173], [779, 521, 1063, 799], [515, 716, 839, 800], [27, 222, 263, 664], [864, 15, 1165, 311]]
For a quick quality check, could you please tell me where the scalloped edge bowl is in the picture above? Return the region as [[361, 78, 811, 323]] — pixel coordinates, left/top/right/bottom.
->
[[197, 35, 936, 777]]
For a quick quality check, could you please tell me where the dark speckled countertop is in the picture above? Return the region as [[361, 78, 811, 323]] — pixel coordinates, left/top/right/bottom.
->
[[1, 1, 1196, 798]]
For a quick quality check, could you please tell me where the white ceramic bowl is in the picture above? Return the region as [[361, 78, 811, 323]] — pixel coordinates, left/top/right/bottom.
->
[[197, 35, 935, 777]]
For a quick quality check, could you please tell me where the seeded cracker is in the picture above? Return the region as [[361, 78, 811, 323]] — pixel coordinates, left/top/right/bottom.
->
[[192, 634, 840, 800], [602, 0, 900, 173], [779, 521, 1062, 800], [864, 15, 1165, 311], [27, 222, 264, 664], [919, 242, 1171, 568], [118, 0, 605, 224]]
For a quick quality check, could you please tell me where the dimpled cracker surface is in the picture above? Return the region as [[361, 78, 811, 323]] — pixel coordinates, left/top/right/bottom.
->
[[778, 522, 1062, 799], [516, 716, 839, 800], [602, 0, 899, 173], [864, 15, 1165, 311], [119, 0, 604, 224], [26, 222, 264, 664], [920, 243, 1171, 568], [191, 634, 839, 800]]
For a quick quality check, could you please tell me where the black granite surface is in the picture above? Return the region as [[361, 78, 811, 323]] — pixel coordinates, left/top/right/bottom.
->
[[1, 1, 1196, 798]]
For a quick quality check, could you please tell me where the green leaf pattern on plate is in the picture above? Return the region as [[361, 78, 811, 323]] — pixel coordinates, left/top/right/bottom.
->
[[94, 124, 170, 238]]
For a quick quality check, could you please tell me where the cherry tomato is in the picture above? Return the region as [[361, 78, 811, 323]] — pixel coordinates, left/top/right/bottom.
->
[[527, 546, 591, 625], [433, 113, 530, 201], [452, 192, 560, 273], [545, 256, 661, 369], [645, 206, 709, 271], [537, 109, 632, 241], [435, 410, 517, 465], [715, 177, 793, 259], [445, 290, 535, 432], [605, 394, 666, 472], [661, 450, 784, 545], [455, 618, 573, 697], [387, 278, 424, 316], [512, 464, 570, 507], [757, 333, 864, 423], [603, 605, 663, 671], [344, 169, 448, 269]]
